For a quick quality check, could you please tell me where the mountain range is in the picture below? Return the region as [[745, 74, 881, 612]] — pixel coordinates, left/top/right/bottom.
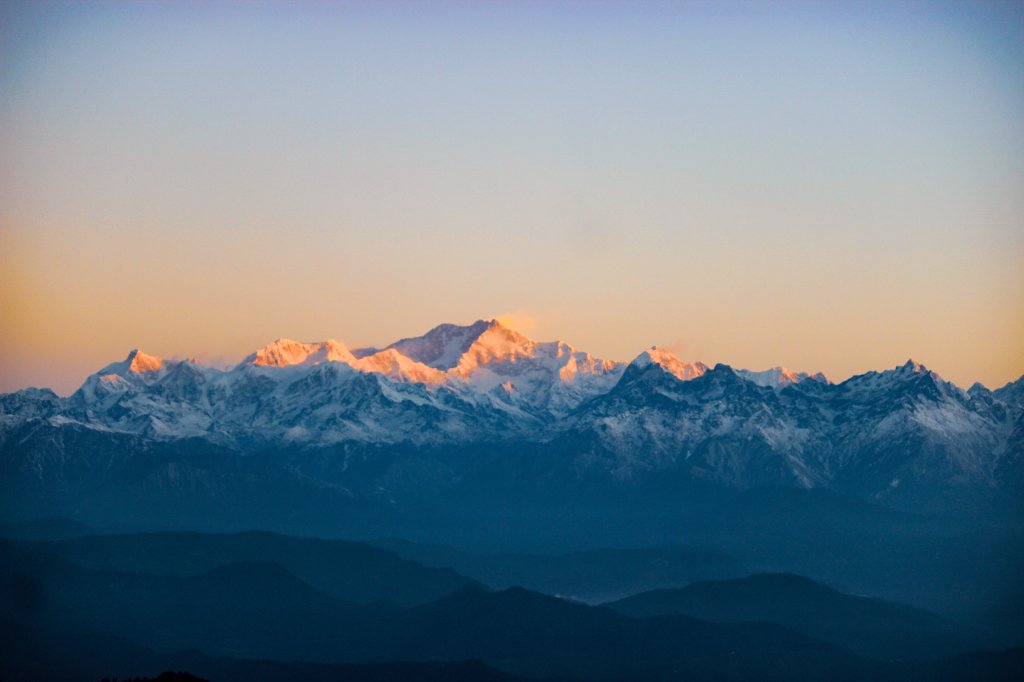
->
[[3, 314, 1023, 682], [3, 530, 1022, 682], [606, 572, 981, 661], [2, 319, 1021, 528]]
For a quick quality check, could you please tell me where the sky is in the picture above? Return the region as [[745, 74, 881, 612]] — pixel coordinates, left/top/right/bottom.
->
[[1, 0, 1022, 396]]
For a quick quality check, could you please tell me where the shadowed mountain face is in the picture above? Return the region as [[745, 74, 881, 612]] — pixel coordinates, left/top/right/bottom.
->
[[607, 573, 983, 661]]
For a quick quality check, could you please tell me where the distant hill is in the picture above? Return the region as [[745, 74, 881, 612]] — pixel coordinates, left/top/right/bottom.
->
[[0, 537, 870, 680], [0, 618, 533, 682], [390, 583, 878, 681], [35, 530, 475, 607], [0, 516, 97, 542], [370, 538, 747, 603], [6, 615, 1022, 682], [0, 539, 395, 662], [3, 536, 1020, 681], [607, 573, 983, 661]]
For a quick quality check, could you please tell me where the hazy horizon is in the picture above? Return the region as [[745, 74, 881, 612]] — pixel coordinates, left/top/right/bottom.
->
[[2, 1, 1022, 396]]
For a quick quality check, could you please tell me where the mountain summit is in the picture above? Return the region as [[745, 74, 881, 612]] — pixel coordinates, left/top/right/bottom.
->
[[240, 339, 356, 367], [630, 347, 709, 381], [96, 349, 167, 377], [378, 319, 532, 371], [1, 320, 1021, 524]]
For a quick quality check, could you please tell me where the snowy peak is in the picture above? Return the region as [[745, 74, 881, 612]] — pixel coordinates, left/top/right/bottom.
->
[[240, 339, 355, 368], [96, 349, 165, 377], [993, 375, 1024, 408], [900, 359, 929, 375], [128, 350, 164, 374], [629, 347, 708, 381], [70, 349, 175, 405], [13, 319, 1023, 507], [383, 319, 535, 371], [224, 322, 622, 413], [452, 320, 539, 376], [891, 359, 946, 387], [736, 366, 827, 389], [354, 348, 447, 384], [968, 382, 990, 397], [836, 360, 954, 402], [383, 320, 494, 370]]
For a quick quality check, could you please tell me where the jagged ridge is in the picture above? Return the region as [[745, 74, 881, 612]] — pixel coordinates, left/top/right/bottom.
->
[[1, 321, 1022, 515]]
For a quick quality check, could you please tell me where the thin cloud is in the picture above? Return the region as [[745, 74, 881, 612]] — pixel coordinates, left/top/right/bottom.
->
[[497, 310, 536, 332], [663, 338, 688, 356]]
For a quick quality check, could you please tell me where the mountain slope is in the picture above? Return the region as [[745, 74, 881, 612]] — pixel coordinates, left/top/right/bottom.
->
[[0, 537, 880, 681], [369, 538, 748, 603], [36, 530, 475, 607], [1, 321, 1021, 524], [607, 573, 982, 661]]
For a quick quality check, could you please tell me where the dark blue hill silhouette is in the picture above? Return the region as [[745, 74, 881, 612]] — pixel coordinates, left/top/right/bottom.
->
[[5, 616, 1022, 682], [370, 538, 747, 602], [0, 538, 405, 662], [0, 538, 868, 680], [0, 618, 535, 682], [607, 572, 982, 661], [0, 515, 97, 542], [3, 537, 1022, 682], [664, 485, 1024, 636], [103, 673, 209, 682], [35, 529, 474, 606]]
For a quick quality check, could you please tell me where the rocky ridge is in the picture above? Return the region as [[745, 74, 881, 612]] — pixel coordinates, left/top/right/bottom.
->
[[1, 320, 1021, 518]]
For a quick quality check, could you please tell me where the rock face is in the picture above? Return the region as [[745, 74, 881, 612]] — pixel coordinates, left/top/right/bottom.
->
[[1, 320, 1021, 526]]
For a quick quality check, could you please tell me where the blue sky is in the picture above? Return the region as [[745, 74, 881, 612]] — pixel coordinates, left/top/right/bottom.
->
[[1, 1, 1022, 394]]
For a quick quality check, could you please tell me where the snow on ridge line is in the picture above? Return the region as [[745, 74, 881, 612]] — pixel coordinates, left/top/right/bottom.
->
[[226, 320, 625, 385], [239, 339, 356, 368], [736, 366, 829, 389], [78, 325, 1001, 398], [62, 321, 637, 420], [383, 319, 498, 370], [96, 349, 166, 377], [629, 347, 708, 381], [383, 319, 544, 372]]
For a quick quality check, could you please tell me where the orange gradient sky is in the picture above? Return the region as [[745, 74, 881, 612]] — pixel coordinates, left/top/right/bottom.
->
[[1, 1, 1022, 396]]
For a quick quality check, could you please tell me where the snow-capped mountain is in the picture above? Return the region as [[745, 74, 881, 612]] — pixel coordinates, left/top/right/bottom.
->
[[552, 356, 1020, 508], [992, 374, 1024, 408], [630, 347, 709, 382], [735, 366, 827, 389], [240, 339, 357, 368], [1, 320, 1021, 525], [4, 321, 628, 446]]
